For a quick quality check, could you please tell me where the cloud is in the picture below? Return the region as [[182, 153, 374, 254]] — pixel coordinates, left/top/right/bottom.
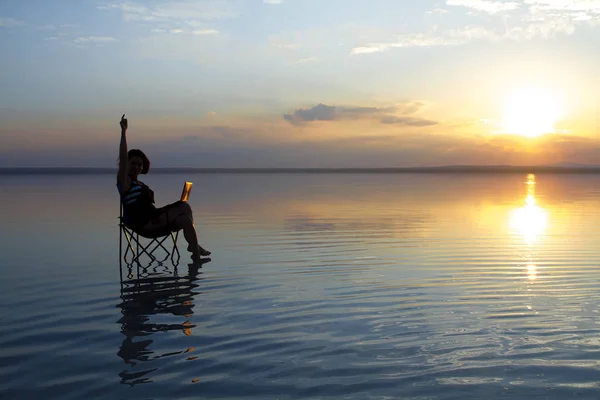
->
[[192, 29, 218, 35], [380, 116, 438, 127], [353, 0, 599, 55], [524, 0, 600, 12], [264, 0, 283, 4], [98, 2, 224, 43], [0, 17, 24, 28], [98, 1, 238, 22], [446, 0, 521, 14], [283, 102, 433, 126], [149, 27, 219, 35], [73, 36, 118, 45], [284, 104, 336, 122], [352, 27, 496, 54], [522, 0, 600, 26]]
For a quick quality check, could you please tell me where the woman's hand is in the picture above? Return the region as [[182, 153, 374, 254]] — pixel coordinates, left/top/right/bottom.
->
[[120, 114, 128, 131], [118, 114, 129, 189]]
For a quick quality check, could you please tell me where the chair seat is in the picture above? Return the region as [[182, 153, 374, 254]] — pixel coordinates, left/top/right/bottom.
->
[[120, 219, 173, 239], [120, 219, 180, 266], [136, 227, 174, 239]]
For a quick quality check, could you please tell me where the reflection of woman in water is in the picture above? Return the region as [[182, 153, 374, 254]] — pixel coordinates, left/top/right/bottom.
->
[[116, 114, 210, 263], [117, 262, 208, 385]]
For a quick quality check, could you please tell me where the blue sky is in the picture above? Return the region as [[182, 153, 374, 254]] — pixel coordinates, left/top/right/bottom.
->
[[0, 0, 599, 167]]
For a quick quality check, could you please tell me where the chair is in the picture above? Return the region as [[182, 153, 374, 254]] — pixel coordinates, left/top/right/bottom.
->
[[118, 182, 193, 267], [118, 204, 181, 267]]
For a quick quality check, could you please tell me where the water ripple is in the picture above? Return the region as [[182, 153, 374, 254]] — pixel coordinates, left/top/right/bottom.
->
[[3, 173, 600, 399]]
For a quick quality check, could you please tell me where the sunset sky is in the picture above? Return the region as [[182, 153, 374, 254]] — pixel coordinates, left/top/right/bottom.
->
[[1, 0, 598, 167]]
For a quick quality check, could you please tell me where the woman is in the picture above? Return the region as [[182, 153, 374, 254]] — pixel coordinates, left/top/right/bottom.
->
[[116, 114, 210, 263]]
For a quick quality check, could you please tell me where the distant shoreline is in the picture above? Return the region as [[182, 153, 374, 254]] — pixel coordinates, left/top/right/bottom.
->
[[1, 166, 600, 175]]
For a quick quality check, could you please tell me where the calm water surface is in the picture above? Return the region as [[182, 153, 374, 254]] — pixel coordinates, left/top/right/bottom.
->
[[2, 173, 600, 399]]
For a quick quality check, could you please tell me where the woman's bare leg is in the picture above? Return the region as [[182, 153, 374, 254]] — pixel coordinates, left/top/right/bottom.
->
[[176, 215, 200, 257], [171, 203, 210, 259]]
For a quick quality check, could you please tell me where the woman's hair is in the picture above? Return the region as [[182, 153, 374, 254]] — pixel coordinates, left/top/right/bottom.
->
[[127, 149, 151, 174]]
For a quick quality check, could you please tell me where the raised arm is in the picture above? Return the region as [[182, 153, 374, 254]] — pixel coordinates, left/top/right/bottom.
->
[[117, 114, 130, 192]]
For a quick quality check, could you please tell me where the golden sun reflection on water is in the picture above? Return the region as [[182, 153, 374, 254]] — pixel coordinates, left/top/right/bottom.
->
[[509, 174, 547, 281], [509, 174, 548, 245], [526, 262, 537, 281]]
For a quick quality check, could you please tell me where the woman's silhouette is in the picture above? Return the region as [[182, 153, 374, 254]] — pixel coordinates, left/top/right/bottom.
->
[[116, 114, 210, 263]]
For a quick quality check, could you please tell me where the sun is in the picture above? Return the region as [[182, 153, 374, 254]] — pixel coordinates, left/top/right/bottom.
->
[[501, 88, 564, 138]]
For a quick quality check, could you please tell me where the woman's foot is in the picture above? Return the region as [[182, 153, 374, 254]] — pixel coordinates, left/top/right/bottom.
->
[[188, 244, 211, 257]]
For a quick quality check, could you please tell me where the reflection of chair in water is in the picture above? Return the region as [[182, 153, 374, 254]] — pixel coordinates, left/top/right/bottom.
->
[[116, 259, 209, 386]]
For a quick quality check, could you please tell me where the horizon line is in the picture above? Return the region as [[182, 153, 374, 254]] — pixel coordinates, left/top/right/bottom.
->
[[2, 165, 600, 175]]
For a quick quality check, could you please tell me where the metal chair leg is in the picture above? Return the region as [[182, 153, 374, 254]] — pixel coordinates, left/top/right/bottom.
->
[[119, 224, 181, 267], [170, 231, 181, 266]]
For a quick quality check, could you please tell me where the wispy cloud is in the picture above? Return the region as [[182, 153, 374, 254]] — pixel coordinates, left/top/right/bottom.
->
[[98, 1, 238, 22], [264, 0, 283, 4], [524, 0, 600, 12], [0, 17, 24, 28], [353, 0, 599, 55], [524, 0, 600, 25], [446, 0, 521, 14], [192, 29, 218, 35], [98, 1, 225, 41], [352, 27, 496, 54], [147, 26, 218, 35], [73, 36, 117, 44], [71, 36, 118, 48]]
